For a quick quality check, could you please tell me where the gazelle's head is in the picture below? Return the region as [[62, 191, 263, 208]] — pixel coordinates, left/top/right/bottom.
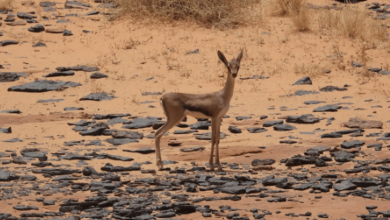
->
[[218, 49, 243, 78]]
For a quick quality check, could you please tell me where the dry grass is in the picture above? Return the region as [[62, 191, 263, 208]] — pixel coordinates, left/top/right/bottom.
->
[[113, 0, 261, 29], [0, 0, 12, 10], [318, 7, 388, 42], [270, 0, 303, 16], [290, 7, 310, 32]]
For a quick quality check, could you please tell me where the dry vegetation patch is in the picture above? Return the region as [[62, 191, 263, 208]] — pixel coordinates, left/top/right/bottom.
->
[[318, 7, 388, 42], [0, 0, 12, 10], [113, 0, 261, 29]]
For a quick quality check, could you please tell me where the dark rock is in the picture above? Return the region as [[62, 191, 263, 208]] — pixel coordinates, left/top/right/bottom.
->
[[320, 86, 347, 92], [82, 166, 99, 176], [343, 117, 383, 129], [8, 80, 81, 92], [180, 146, 204, 152], [294, 183, 312, 190], [0, 72, 21, 82], [313, 105, 342, 112], [273, 124, 296, 131], [318, 213, 328, 218], [2, 138, 22, 142], [13, 205, 38, 210], [94, 113, 131, 120], [331, 150, 356, 162], [64, 107, 84, 111], [293, 76, 312, 85], [80, 92, 115, 101], [228, 126, 242, 133], [56, 65, 99, 72], [32, 168, 81, 176], [28, 24, 45, 32], [294, 90, 319, 96], [220, 186, 246, 194], [101, 163, 140, 172], [40, 1, 56, 7], [341, 140, 365, 149], [62, 153, 91, 160], [280, 140, 297, 144], [63, 30, 73, 36], [90, 72, 108, 79], [236, 116, 252, 121], [263, 120, 283, 127], [285, 155, 316, 166], [321, 132, 342, 138], [105, 138, 138, 145], [304, 101, 325, 105], [80, 122, 109, 136], [286, 114, 320, 124], [123, 147, 155, 154], [0, 127, 11, 133], [37, 98, 64, 103], [194, 132, 225, 140], [252, 159, 275, 166], [17, 12, 37, 19], [33, 42, 47, 47], [122, 118, 158, 129], [189, 121, 210, 130], [247, 127, 267, 133], [44, 71, 75, 77], [352, 61, 363, 67], [0, 171, 20, 181]]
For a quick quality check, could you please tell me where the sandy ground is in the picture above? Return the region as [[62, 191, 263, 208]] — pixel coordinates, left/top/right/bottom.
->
[[1, 0, 390, 219]]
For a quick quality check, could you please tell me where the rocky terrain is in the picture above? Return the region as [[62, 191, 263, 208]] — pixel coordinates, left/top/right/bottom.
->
[[1, 0, 390, 219]]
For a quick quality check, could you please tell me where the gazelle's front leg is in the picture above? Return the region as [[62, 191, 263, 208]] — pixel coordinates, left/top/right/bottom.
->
[[215, 118, 222, 170], [209, 118, 217, 171]]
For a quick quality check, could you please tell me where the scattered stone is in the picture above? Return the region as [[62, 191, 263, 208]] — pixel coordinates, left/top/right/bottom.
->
[[33, 42, 46, 47], [286, 114, 320, 124], [343, 117, 383, 129], [44, 71, 75, 77], [320, 86, 347, 92], [28, 24, 45, 32], [228, 126, 242, 133], [341, 140, 365, 149], [63, 30, 73, 36], [304, 101, 325, 105], [313, 105, 342, 112], [105, 138, 138, 145], [293, 76, 312, 85], [123, 148, 155, 154], [0, 40, 19, 46], [294, 90, 319, 96], [122, 118, 158, 129], [247, 127, 268, 133], [80, 92, 115, 101], [263, 120, 283, 127], [273, 124, 296, 131], [56, 65, 99, 72], [64, 107, 84, 111], [0, 72, 21, 82], [46, 28, 66, 33], [37, 99, 64, 103], [180, 146, 204, 152], [1, 109, 21, 114], [252, 159, 275, 166], [90, 72, 108, 79], [8, 80, 81, 92], [101, 163, 140, 172], [194, 132, 226, 140]]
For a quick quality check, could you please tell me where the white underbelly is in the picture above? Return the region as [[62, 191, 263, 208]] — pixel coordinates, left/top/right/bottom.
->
[[185, 110, 210, 119]]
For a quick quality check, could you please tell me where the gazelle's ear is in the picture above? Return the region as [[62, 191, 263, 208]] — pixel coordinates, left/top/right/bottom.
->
[[236, 49, 244, 64], [217, 51, 229, 67]]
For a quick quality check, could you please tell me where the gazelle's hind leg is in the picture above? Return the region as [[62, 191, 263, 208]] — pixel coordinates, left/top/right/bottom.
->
[[155, 104, 185, 170], [215, 118, 222, 170], [209, 118, 217, 171]]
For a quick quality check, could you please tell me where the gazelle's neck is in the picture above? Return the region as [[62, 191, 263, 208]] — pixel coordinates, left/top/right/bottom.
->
[[222, 75, 235, 102]]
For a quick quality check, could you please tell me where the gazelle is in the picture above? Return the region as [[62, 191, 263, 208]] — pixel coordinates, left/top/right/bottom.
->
[[155, 49, 243, 171]]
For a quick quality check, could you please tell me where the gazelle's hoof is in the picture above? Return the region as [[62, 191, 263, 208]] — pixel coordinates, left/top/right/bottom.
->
[[157, 161, 164, 170]]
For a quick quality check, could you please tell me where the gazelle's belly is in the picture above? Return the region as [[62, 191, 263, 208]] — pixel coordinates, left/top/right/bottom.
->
[[185, 110, 210, 119]]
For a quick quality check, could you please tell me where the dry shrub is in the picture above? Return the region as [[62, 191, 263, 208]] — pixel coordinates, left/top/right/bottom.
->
[[0, 0, 12, 10], [113, 0, 261, 29], [270, 0, 303, 16], [318, 7, 388, 42], [290, 7, 310, 32]]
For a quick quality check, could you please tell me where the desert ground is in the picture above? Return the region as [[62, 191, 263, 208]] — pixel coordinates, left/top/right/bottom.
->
[[1, 0, 390, 219]]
